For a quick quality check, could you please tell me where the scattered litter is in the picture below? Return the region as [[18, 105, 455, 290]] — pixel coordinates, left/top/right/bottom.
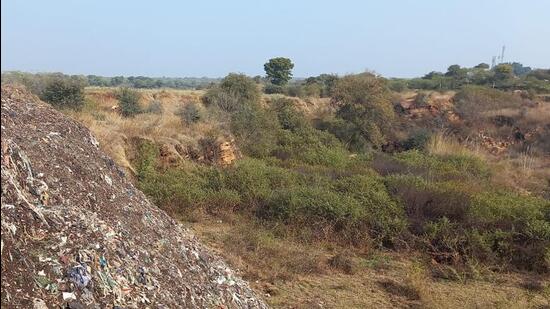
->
[[63, 292, 77, 301], [104, 175, 112, 186], [1, 204, 15, 210], [33, 298, 48, 309], [68, 265, 91, 288], [99, 256, 107, 268]]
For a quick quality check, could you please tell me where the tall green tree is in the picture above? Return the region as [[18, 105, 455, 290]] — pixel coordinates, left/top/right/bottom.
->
[[445, 64, 462, 77], [494, 64, 514, 81], [264, 57, 294, 85], [474, 63, 490, 69]]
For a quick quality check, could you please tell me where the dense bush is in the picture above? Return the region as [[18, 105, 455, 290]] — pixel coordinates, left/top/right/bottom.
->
[[231, 104, 280, 158], [203, 73, 260, 112], [285, 84, 305, 97], [334, 175, 406, 245], [392, 150, 491, 181], [385, 174, 550, 271], [402, 129, 431, 150], [305, 74, 339, 97], [261, 187, 365, 241], [332, 73, 395, 149], [116, 88, 142, 117], [315, 117, 371, 152], [275, 128, 349, 168], [271, 98, 307, 131], [263, 83, 285, 94], [388, 79, 408, 92], [41, 78, 86, 110]]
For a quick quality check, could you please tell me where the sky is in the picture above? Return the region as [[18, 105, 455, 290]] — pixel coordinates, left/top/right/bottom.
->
[[2, 0, 549, 78]]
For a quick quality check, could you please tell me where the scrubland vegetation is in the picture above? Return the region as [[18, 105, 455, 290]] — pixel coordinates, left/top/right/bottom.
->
[[2, 61, 549, 307]]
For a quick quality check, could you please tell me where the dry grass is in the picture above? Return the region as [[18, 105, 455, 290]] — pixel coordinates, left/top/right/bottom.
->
[[68, 88, 228, 173], [190, 216, 550, 309], [491, 152, 550, 196], [522, 102, 550, 124], [193, 217, 327, 283], [426, 132, 483, 158], [426, 132, 549, 196]]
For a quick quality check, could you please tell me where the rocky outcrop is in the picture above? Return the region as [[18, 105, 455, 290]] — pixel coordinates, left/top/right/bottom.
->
[[0, 85, 267, 308]]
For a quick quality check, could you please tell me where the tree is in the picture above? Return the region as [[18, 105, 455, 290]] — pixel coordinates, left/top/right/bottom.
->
[[111, 76, 125, 86], [474, 63, 490, 69], [331, 73, 394, 149], [444, 65, 468, 88], [494, 64, 514, 81], [445, 65, 461, 77], [510, 62, 532, 76], [423, 71, 444, 79], [264, 57, 294, 85]]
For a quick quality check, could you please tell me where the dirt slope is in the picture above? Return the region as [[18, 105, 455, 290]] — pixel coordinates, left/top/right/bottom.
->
[[0, 85, 267, 308]]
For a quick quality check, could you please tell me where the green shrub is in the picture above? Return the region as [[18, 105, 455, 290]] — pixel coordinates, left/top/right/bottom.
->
[[385, 174, 550, 271], [303, 83, 322, 97], [402, 129, 431, 150], [334, 175, 407, 245], [469, 192, 550, 236], [134, 139, 159, 181], [41, 78, 85, 110], [264, 83, 285, 94], [201, 87, 240, 112], [231, 104, 280, 158], [203, 73, 260, 112], [117, 88, 141, 117], [260, 186, 366, 243], [388, 79, 408, 92], [224, 158, 301, 203], [275, 128, 349, 168], [385, 175, 472, 229], [203, 188, 242, 214], [332, 73, 395, 149], [393, 150, 490, 181], [285, 84, 304, 97], [271, 97, 307, 131], [315, 117, 371, 152]]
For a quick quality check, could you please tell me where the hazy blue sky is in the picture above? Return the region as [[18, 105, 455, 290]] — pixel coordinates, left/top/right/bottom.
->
[[2, 0, 549, 78]]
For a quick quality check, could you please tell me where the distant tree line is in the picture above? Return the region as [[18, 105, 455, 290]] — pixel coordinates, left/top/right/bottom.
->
[[1, 71, 220, 90], [86, 75, 219, 89], [388, 63, 550, 93]]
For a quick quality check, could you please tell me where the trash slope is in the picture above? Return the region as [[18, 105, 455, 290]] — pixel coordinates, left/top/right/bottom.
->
[[0, 85, 267, 308]]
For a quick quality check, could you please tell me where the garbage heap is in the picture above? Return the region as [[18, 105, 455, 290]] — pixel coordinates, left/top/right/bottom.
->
[[0, 85, 267, 308]]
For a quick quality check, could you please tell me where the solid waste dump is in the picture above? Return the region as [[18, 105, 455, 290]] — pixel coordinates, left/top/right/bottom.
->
[[1, 85, 267, 308]]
